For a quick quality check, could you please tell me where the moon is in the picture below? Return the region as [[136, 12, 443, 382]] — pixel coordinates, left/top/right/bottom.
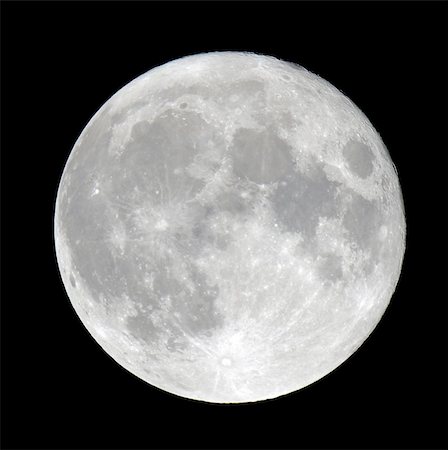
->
[[54, 52, 406, 403]]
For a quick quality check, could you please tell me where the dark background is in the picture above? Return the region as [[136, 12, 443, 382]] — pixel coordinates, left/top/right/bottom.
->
[[2, 2, 447, 449]]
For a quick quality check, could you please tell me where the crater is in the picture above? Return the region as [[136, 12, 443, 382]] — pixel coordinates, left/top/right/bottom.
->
[[221, 357, 233, 367], [131, 120, 151, 140], [342, 140, 374, 179], [69, 273, 77, 288], [378, 225, 388, 241]]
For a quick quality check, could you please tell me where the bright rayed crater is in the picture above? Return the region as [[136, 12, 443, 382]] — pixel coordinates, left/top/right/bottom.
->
[[54, 52, 406, 403]]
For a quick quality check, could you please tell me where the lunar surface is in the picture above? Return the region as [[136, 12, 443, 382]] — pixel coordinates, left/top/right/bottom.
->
[[54, 52, 406, 403]]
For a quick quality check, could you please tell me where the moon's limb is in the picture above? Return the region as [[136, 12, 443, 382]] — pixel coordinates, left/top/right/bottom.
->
[[54, 52, 406, 403]]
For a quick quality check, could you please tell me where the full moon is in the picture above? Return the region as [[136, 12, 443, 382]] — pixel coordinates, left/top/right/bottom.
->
[[54, 52, 406, 403]]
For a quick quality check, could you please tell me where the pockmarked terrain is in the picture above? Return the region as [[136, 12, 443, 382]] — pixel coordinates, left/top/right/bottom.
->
[[55, 52, 406, 403]]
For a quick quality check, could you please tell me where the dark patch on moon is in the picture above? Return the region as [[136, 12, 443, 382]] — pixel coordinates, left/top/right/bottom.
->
[[343, 192, 385, 275], [318, 253, 343, 282], [113, 108, 227, 206], [230, 127, 295, 183], [126, 313, 160, 344], [175, 264, 223, 336], [192, 217, 232, 251], [214, 190, 250, 216], [343, 194, 381, 250], [342, 140, 374, 179], [126, 260, 223, 348], [272, 161, 342, 238]]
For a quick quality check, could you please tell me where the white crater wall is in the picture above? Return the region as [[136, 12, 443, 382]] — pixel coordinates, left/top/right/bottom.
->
[[54, 52, 406, 403]]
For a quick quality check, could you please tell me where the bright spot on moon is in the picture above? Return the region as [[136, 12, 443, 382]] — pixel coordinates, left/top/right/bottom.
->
[[54, 52, 406, 403], [221, 358, 232, 367]]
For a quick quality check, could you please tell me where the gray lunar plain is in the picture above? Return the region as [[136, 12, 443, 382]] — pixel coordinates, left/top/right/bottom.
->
[[54, 52, 406, 403]]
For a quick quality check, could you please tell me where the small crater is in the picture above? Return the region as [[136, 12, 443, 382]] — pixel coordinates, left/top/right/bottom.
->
[[281, 74, 291, 81], [179, 102, 188, 109], [342, 140, 374, 179], [221, 357, 233, 367], [378, 225, 388, 241], [155, 218, 169, 231], [69, 273, 77, 288]]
